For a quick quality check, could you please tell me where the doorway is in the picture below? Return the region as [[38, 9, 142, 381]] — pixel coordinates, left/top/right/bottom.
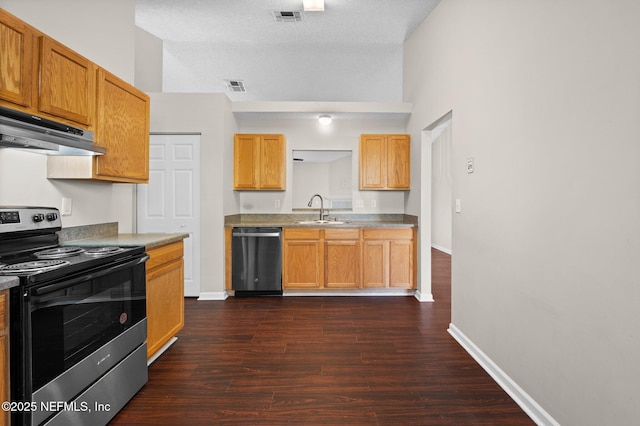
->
[[137, 133, 201, 297], [418, 111, 452, 303]]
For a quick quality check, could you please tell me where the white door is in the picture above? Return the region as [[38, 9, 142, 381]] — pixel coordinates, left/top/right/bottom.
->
[[137, 134, 201, 297]]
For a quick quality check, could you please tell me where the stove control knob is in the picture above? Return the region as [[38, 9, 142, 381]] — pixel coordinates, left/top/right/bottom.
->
[[33, 213, 45, 223], [46, 213, 58, 221]]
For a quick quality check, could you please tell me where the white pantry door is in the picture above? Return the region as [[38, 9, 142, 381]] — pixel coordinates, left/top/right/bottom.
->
[[137, 134, 201, 297]]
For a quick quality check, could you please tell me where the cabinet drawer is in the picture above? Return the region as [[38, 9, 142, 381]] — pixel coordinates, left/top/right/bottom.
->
[[284, 228, 321, 240], [146, 241, 184, 271], [324, 229, 359, 240], [363, 228, 413, 240]]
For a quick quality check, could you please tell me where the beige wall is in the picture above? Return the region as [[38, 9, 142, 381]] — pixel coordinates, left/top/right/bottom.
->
[[148, 93, 237, 297], [0, 0, 138, 230], [404, 0, 640, 424], [235, 118, 407, 214], [135, 27, 163, 92]]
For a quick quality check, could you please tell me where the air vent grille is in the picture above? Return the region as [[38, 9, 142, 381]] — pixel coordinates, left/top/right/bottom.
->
[[272, 11, 302, 23], [224, 80, 246, 92]]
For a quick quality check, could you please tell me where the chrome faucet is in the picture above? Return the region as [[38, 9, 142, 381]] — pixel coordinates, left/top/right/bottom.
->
[[307, 194, 325, 221]]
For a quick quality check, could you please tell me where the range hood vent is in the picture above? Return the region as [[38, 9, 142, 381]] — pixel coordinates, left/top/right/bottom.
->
[[272, 11, 302, 23], [0, 106, 105, 156]]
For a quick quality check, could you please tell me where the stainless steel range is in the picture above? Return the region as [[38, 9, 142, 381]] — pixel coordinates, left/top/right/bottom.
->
[[0, 207, 148, 426]]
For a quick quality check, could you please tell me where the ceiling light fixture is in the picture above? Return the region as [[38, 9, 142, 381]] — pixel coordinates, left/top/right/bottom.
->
[[318, 114, 332, 125], [303, 0, 325, 12]]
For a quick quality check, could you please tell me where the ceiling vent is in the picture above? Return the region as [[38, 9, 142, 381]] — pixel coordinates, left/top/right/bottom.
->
[[272, 11, 302, 23], [224, 80, 246, 92]]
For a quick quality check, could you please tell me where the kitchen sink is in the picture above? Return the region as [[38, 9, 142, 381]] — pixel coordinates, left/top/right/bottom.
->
[[296, 220, 346, 225]]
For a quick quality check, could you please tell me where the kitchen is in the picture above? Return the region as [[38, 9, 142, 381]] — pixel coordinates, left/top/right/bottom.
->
[[1, 1, 640, 425]]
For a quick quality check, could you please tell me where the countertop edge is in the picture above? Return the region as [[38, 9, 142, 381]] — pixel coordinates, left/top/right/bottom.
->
[[225, 222, 416, 228], [65, 233, 190, 249], [0, 276, 19, 291]]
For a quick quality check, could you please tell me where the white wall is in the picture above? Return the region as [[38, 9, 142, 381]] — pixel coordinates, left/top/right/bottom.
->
[[431, 122, 452, 253], [148, 93, 237, 296], [404, 0, 640, 424], [135, 27, 163, 92], [163, 42, 402, 102], [0, 0, 138, 230], [235, 118, 407, 214]]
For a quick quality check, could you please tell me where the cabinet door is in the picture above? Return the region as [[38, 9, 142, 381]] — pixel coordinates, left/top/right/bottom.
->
[[325, 229, 360, 288], [39, 36, 95, 126], [260, 134, 286, 190], [283, 229, 323, 289], [146, 259, 185, 358], [362, 239, 387, 288], [283, 240, 323, 289], [234, 134, 260, 189], [94, 69, 150, 183], [359, 135, 386, 189], [386, 135, 410, 189], [389, 239, 413, 288], [0, 9, 33, 107]]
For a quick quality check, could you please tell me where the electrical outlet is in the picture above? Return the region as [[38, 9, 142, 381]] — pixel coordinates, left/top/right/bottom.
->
[[355, 199, 364, 208], [466, 158, 474, 174], [274, 199, 281, 208], [371, 199, 377, 208]]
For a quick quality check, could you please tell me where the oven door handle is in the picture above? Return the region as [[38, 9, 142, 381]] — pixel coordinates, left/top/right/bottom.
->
[[33, 255, 150, 296]]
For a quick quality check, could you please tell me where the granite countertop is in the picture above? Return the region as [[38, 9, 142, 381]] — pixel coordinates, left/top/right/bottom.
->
[[57, 223, 189, 249], [0, 276, 19, 291], [65, 233, 190, 250], [225, 214, 417, 229]]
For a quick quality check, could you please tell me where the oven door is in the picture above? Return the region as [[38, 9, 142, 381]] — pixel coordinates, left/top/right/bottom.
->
[[12, 254, 148, 425]]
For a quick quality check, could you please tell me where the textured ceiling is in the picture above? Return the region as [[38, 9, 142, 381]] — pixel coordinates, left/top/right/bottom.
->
[[135, 0, 441, 102]]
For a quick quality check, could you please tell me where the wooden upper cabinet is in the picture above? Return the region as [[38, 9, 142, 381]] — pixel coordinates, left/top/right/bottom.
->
[[47, 68, 150, 183], [234, 134, 286, 190], [39, 36, 95, 126], [0, 8, 34, 108], [386, 135, 411, 189], [260, 134, 286, 189], [93, 68, 150, 183], [234, 134, 259, 189], [359, 134, 410, 190]]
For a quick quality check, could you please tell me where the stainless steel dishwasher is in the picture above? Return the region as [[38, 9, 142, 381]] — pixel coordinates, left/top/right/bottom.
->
[[232, 227, 283, 296]]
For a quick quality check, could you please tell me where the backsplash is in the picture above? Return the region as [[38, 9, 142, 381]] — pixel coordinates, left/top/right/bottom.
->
[[58, 222, 118, 243]]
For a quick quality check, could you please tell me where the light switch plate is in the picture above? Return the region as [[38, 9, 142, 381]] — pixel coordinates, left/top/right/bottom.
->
[[455, 198, 461, 213], [61, 198, 72, 216]]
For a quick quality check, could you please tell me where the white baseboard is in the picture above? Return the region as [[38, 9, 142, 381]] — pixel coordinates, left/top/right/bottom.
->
[[448, 323, 559, 426], [147, 337, 178, 366], [197, 291, 228, 300], [414, 289, 434, 302], [431, 244, 452, 255]]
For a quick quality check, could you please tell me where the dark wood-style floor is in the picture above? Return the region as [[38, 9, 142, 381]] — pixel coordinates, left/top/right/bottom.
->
[[111, 249, 533, 425]]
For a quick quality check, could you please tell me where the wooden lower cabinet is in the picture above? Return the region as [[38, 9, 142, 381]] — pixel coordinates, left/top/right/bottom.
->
[[281, 227, 414, 291], [146, 241, 185, 360], [362, 228, 415, 289], [0, 290, 8, 426], [283, 229, 324, 289], [324, 229, 360, 289]]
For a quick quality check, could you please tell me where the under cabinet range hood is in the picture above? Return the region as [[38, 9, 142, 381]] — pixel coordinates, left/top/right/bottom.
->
[[0, 105, 106, 156]]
